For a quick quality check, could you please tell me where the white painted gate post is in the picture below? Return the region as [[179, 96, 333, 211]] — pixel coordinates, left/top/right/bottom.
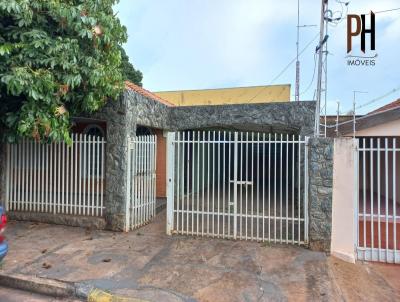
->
[[166, 132, 175, 235], [125, 135, 131, 232], [233, 132, 238, 239]]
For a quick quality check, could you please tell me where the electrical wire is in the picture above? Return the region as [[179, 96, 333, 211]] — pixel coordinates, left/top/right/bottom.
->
[[299, 52, 317, 96], [269, 33, 319, 85], [245, 33, 320, 103]]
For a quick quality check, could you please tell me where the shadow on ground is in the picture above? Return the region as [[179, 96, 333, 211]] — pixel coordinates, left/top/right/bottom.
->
[[1, 210, 399, 301]]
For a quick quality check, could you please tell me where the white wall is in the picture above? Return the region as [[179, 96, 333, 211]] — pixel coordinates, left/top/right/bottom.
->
[[355, 118, 400, 137], [331, 138, 357, 263]]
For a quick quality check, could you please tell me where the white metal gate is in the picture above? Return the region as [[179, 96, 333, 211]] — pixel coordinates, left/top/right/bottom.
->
[[6, 134, 105, 216], [126, 135, 157, 231], [166, 130, 309, 244], [356, 137, 399, 263]]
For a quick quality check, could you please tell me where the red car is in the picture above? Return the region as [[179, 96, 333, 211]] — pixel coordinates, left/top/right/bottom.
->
[[0, 206, 8, 261]]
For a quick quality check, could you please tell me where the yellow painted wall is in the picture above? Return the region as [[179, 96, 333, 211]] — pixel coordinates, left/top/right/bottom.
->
[[154, 84, 290, 106]]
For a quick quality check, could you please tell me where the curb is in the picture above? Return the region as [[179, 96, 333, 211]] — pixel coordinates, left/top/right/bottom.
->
[[0, 272, 75, 298], [0, 272, 146, 301]]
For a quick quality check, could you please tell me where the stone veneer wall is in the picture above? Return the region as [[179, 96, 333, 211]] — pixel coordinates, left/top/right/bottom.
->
[[308, 137, 334, 252], [168, 101, 315, 136]]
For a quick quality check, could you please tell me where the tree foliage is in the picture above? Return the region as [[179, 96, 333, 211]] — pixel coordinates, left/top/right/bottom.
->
[[0, 0, 127, 143], [119, 46, 142, 86]]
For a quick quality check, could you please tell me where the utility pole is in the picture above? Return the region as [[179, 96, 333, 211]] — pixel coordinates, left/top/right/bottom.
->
[[352, 90, 368, 138], [295, 0, 300, 102], [314, 0, 329, 136]]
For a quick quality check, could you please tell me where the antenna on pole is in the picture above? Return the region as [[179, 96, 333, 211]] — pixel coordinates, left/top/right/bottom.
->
[[295, 0, 300, 102], [335, 101, 340, 136]]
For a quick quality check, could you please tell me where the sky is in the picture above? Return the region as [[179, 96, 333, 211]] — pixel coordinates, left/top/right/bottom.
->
[[114, 0, 400, 114]]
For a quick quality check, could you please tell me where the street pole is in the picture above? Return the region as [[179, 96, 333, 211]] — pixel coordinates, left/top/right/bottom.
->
[[295, 0, 300, 102], [314, 0, 328, 137]]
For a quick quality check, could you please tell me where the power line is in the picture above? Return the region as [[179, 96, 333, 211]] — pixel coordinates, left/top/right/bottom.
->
[[269, 33, 319, 85], [299, 52, 317, 96], [340, 85, 400, 113], [246, 33, 319, 104]]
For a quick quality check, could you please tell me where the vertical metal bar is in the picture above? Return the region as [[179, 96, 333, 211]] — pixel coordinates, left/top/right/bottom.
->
[[19, 141, 22, 210], [96, 135, 100, 216], [78, 134, 82, 215], [363, 138, 367, 252], [298, 135, 302, 245], [5, 144, 10, 211], [240, 132, 243, 239], [274, 133, 277, 243], [262, 133, 265, 241], [385, 138, 389, 261], [251, 132, 254, 240], [212, 131, 215, 236], [223, 131, 226, 238], [292, 135, 295, 244], [197, 131, 200, 236], [29, 140, 33, 212], [217, 131, 221, 237], [233, 132, 238, 239], [393, 138, 397, 263], [192, 132, 195, 235], [49, 141, 53, 213], [41, 141, 44, 212], [369, 138, 374, 255], [304, 137, 309, 243], [91, 135, 95, 216], [268, 133, 271, 242], [207, 131, 210, 235], [82, 134, 87, 215], [101, 136, 104, 216], [280, 134, 283, 243], [33, 140, 37, 212], [202, 131, 205, 236], [57, 140, 61, 214], [228, 132, 232, 238], [286, 134, 289, 243], [166, 132, 175, 235], [378, 138, 381, 261], [176, 132, 180, 233], [126, 136, 131, 231], [257, 133, 260, 240], [245, 132, 248, 240], [187, 132, 190, 234], [61, 139, 66, 214]]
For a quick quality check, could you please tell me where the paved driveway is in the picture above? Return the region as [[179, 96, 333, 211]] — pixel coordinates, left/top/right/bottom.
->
[[1, 211, 399, 301]]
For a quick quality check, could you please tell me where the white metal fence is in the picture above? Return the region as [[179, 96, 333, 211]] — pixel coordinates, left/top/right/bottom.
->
[[6, 134, 106, 216], [126, 135, 157, 230], [166, 131, 309, 245], [357, 137, 399, 263]]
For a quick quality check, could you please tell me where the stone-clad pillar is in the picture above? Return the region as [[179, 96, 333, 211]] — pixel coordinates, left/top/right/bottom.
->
[[91, 92, 136, 231], [308, 137, 334, 252]]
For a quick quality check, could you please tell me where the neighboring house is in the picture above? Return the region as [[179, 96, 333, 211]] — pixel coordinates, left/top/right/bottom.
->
[[154, 84, 290, 106], [327, 98, 400, 263]]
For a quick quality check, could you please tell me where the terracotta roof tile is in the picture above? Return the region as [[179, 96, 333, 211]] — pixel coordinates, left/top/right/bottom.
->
[[124, 81, 175, 107], [369, 98, 400, 114]]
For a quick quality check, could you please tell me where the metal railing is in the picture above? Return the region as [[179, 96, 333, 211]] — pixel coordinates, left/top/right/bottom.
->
[[126, 135, 157, 231], [6, 134, 106, 216], [167, 131, 309, 244], [357, 137, 399, 263]]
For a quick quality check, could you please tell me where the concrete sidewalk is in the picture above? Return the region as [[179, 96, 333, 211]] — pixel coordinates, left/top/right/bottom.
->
[[1, 210, 399, 301]]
